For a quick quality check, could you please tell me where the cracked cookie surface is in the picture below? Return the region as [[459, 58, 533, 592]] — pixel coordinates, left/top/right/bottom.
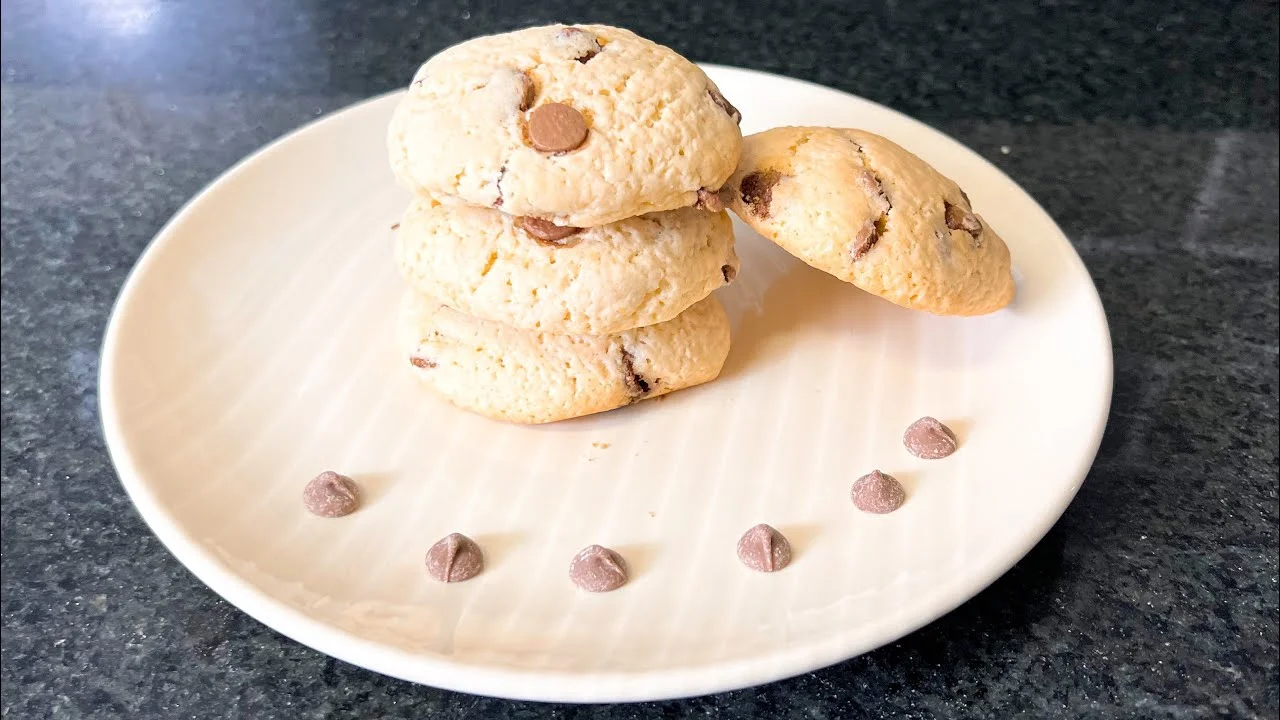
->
[[723, 127, 1015, 316], [394, 199, 739, 335], [396, 292, 731, 424], [387, 24, 743, 228]]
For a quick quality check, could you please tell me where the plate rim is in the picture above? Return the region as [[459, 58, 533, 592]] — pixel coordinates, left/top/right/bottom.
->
[[98, 64, 1114, 703]]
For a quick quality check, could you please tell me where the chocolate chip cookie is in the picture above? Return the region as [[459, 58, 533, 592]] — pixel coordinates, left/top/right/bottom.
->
[[723, 127, 1015, 316], [388, 25, 743, 228], [394, 198, 739, 335], [396, 292, 731, 424]]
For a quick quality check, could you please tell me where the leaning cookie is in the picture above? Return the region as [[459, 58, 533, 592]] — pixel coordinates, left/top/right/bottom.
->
[[723, 127, 1015, 316], [395, 199, 739, 335], [397, 292, 731, 424], [387, 24, 743, 228]]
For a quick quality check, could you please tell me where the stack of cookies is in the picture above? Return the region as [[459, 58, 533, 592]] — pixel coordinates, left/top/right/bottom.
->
[[386, 25, 744, 424]]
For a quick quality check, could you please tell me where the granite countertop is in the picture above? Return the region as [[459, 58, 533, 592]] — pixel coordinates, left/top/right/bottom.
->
[[2, 1, 1277, 717]]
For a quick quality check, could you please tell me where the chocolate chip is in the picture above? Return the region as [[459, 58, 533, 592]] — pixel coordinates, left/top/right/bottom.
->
[[302, 471, 360, 518], [527, 103, 589, 153], [695, 187, 724, 212], [944, 201, 983, 238], [851, 217, 885, 261], [736, 524, 792, 572], [903, 416, 957, 459], [569, 545, 628, 592], [555, 27, 602, 63], [856, 170, 891, 216], [739, 170, 781, 218], [517, 216, 582, 245], [707, 87, 741, 125], [721, 263, 737, 283], [493, 165, 507, 208], [425, 533, 484, 583], [410, 355, 436, 369], [516, 72, 536, 111], [850, 470, 906, 514], [849, 168, 890, 261], [619, 347, 650, 399]]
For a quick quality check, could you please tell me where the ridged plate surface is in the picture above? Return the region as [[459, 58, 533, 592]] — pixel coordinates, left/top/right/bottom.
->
[[100, 66, 1112, 702]]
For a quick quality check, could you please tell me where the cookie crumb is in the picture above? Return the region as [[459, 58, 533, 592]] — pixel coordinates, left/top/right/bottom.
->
[[592, 442, 611, 449], [390, 222, 400, 230]]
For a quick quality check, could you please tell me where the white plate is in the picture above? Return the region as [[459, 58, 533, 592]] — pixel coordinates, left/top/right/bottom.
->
[[100, 66, 1112, 703]]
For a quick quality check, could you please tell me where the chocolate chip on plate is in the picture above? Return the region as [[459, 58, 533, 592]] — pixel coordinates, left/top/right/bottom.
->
[[569, 544, 628, 592], [527, 103, 589, 153], [903, 416, 958, 459], [736, 523, 793, 572], [302, 471, 360, 517], [850, 470, 906, 514], [517, 216, 582, 243], [425, 533, 484, 583]]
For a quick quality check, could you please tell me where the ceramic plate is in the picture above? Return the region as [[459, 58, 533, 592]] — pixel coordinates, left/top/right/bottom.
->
[[99, 66, 1112, 702]]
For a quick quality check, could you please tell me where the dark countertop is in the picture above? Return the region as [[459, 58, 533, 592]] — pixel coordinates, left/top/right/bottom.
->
[[2, 1, 1277, 717]]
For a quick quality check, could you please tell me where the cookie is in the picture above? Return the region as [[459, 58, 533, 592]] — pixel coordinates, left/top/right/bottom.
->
[[723, 127, 1015, 316], [396, 292, 731, 424], [394, 198, 739, 335], [387, 24, 743, 228]]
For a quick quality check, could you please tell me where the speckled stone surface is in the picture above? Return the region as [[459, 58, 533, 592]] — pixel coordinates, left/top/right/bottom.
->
[[2, 1, 1277, 717]]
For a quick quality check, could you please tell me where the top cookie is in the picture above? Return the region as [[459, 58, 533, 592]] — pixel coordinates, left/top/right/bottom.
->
[[724, 127, 1015, 316], [387, 24, 743, 228]]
